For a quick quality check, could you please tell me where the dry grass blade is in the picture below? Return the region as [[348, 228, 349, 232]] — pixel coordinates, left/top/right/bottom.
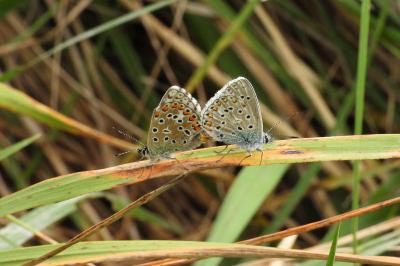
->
[[136, 196, 400, 266], [22, 173, 188, 266]]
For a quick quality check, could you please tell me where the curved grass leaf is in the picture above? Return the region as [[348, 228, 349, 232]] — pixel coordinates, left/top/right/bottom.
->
[[0, 134, 40, 161], [0, 83, 133, 149], [0, 134, 399, 216]]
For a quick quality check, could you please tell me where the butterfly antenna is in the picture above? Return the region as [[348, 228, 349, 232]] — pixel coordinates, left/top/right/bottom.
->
[[112, 126, 145, 146], [114, 150, 132, 157], [267, 111, 302, 135]]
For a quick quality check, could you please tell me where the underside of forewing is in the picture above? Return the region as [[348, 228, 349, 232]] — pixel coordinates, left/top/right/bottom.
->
[[147, 86, 202, 158]]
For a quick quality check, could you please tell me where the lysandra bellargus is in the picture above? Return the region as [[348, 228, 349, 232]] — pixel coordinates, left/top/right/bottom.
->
[[138, 86, 203, 160], [201, 77, 272, 161]]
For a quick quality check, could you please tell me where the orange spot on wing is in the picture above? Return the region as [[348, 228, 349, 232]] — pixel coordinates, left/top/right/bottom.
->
[[171, 102, 178, 108], [161, 104, 169, 112], [154, 111, 161, 118], [189, 114, 197, 121], [192, 124, 201, 132]]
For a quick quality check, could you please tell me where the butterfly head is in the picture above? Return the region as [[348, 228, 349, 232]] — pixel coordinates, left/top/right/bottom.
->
[[137, 146, 149, 159], [263, 132, 273, 144]]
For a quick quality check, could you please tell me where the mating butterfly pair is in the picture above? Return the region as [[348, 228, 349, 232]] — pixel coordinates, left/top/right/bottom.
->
[[138, 77, 272, 161]]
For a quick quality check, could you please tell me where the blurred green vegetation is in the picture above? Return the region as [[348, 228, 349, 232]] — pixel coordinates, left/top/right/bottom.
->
[[0, 0, 399, 265]]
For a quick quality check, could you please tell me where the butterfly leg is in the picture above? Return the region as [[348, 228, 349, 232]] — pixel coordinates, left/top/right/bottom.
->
[[213, 144, 229, 155], [238, 151, 252, 166], [256, 148, 264, 166], [170, 155, 191, 173], [216, 147, 236, 163]]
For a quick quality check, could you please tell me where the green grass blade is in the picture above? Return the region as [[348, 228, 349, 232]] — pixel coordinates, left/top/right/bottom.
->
[[186, 0, 260, 91], [196, 164, 288, 266], [0, 83, 132, 149], [352, 0, 371, 253], [0, 134, 41, 161], [264, 163, 321, 234], [0, 134, 399, 216], [0, 0, 177, 82], [326, 223, 341, 266]]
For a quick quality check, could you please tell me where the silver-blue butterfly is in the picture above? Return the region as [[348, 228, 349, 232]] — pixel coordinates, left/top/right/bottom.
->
[[201, 77, 272, 155]]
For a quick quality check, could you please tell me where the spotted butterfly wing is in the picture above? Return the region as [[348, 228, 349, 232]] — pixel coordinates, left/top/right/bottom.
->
[[201, 77, 265, 151], [146, 86, 202, 160]]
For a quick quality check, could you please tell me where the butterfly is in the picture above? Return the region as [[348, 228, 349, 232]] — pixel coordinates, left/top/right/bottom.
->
[[137, 86, 203, 161], [201, 77, 272, 161]]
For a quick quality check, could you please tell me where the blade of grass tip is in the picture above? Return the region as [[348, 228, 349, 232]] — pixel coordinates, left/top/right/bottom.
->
[[326, 222, 341, 266], [352, 0, 371, 254], [0, 134, 41, 161], [0, 0, 178, 82], [185, 0, 260, 92]]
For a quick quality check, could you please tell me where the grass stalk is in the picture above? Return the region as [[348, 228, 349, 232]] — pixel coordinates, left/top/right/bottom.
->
[[352, 0, 371, 254]]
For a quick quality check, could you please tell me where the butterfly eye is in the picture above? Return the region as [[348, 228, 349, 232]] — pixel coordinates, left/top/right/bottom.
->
[[167, 113, 173, 118], [164, 136, 169, 141], [184, 129, 191, 136], [172, 139, 177, 144], [153, 137, 159, 142], [246, 115, 251, 119], [246, 96, 251, 100], [178, 126, 183, 130], [177, 119, 183, 123], [158, 118, 165, 124], [238, 109, 243, 114], [240, 95, 245, 99], [237, 126, 243, 131], [248, 125, 254, 129], [152, 128, 158, 133]]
